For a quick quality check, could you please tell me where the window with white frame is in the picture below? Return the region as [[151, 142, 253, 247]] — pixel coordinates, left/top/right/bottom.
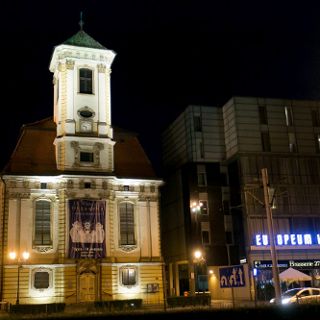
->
[[120, 266, 137, 286], [79, 68, 93, 94], [32, 268, 53, 291], [34, 200, 51, 246], [119, 202, 135, 245]]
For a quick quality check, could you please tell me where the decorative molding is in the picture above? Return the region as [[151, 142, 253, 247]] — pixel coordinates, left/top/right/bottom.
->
[[33, 246, 53, 253], [119, 245, 138, 252], [66, 59, 75, 70], [138, 195, 158, 202], [8, 192, 30, 199], [58, 62, 66, 72], [98, 64, 106, 73]]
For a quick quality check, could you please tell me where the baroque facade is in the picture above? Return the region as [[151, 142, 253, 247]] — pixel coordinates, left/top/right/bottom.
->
[[0, 28, 163, 305]]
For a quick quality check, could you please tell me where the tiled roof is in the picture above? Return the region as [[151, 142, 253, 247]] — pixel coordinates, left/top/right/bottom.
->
[[2, 118, 158, 179], [63, 30, 106, 49]]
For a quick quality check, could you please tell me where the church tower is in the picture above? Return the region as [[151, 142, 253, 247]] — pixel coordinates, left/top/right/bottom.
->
[[49, 23, 116, 172]]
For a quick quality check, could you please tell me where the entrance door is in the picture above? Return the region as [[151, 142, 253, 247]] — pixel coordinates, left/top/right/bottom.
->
[[79, 272, 96, 302]]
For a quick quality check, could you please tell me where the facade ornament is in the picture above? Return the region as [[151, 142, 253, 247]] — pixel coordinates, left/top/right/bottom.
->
[[58, 62, 66, 72], [98, 64, 106, 73], [8, 192, 31, 199], [119, 245, 137, 252], [33, 246, 53, 253], [66, 60, 75, 70]]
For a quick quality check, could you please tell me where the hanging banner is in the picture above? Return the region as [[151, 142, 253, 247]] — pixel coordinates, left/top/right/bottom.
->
[[68, 199, 106, 259]]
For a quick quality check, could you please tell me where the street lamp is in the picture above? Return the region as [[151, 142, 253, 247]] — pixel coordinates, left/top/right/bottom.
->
[[244, 168, 281, 304], [193, 250, 203, 294], [261, 168, 281, 304], [9, 251, 30, 305]]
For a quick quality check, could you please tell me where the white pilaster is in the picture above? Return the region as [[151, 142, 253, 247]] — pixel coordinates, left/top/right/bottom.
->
[[65, 60, 75, 134]]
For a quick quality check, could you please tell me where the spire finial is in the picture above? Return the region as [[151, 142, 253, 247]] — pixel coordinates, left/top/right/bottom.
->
[[79, 11, 84, 31]]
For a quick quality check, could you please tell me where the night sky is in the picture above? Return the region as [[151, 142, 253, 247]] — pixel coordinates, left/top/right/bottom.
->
[[2, 1, 320, 175]]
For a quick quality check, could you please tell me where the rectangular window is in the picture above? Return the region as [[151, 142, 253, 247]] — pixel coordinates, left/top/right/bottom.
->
[[199, 200, 208, 214], [261, 131, 271, 152], [40, 183, 47, 189], [201, 231, 210, 244], [34, 271, 50, 289], [201, 222, 210, 245], [79, 68, 93, 94], [199, 141, 204, 158], [258, 105, 268, 124], [311, 110, 320, 127], [80, 152, 94, 163], [197, 173, 207, 186], [285, 106, 294, 126], [197, 165, 207, 186], [194, 116, 202, 132], [119, 202, 135, 245], [84, 182, 91, 189], [121, 267, 136, 286], [34, 200, 51, 245]]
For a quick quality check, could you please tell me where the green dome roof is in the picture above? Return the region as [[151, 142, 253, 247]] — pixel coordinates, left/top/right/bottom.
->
[[63, 30, 106, 49]]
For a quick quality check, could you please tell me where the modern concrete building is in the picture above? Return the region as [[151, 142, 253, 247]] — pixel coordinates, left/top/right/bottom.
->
[[0, 27, 164, 306], [161, 97, 320, 301]]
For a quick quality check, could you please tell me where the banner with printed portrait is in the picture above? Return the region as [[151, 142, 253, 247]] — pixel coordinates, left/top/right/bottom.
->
[[68, 199, 106, 259]]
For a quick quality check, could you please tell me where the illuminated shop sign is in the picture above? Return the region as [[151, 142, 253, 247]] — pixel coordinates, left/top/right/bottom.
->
[[254, 233, 320, 246], [254, 260, 320, 269]]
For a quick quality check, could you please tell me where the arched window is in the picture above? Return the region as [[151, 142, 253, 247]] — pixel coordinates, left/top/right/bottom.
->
[[79, 68, 93, 94], [119, 202, 135, 245], [34, 200, 51, 245]]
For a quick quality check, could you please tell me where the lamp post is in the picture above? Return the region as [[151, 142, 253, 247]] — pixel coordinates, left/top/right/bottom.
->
[[9, 251, 30, 305], [261, 168, 281, 304], [193, 250, 203, 294], [244, 168, 282, 305]]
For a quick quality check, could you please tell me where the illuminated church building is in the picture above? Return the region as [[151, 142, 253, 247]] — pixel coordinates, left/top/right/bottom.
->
[[0, 28, 163, 305]]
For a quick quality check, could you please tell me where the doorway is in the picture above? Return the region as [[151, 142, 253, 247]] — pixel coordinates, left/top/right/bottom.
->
[[79, 272, 96, 302]]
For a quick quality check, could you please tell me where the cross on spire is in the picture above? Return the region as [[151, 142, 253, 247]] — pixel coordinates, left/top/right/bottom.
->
[[79, 11, 84, 30]]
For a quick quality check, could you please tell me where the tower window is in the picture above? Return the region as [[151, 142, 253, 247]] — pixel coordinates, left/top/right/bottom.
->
[[80, 152, 94, 163], [79, 68, 93, 94]]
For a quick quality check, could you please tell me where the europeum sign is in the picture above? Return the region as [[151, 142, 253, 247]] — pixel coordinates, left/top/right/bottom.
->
[[255, 233, 320, 246]]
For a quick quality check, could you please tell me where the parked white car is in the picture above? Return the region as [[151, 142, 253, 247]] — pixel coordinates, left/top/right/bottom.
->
[[270, 287, 320, 305]]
